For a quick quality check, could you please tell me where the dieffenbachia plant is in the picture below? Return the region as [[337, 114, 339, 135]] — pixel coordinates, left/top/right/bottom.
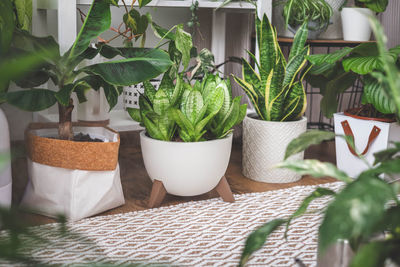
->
[[1, 0, 172, 140], [305, 42, 400, 118], [233, 13, 310, 122]]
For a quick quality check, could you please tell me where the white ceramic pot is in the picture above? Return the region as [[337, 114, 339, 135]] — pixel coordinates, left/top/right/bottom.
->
[[341, 7, 374, 41], [140, 131, 233, 196], [77, 88, 110, 123], [0, 107, 12, 207], [242, 115, 307, 183]]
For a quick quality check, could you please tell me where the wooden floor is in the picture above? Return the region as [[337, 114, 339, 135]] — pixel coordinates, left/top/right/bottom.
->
[[11, 131, 337, 225]]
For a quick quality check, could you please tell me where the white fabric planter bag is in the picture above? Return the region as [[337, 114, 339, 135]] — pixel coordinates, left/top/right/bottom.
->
[[21, 126, 125, 221], [242, 115, 307, 183], [334, 112, 400, 181]]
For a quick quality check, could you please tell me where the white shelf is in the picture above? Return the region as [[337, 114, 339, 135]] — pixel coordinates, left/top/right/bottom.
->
[[37, 0, 255, 11], [37, 110, 143, 132]]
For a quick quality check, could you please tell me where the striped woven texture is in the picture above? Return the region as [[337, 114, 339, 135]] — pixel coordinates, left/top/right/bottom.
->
[[1, 182, 344, 266]]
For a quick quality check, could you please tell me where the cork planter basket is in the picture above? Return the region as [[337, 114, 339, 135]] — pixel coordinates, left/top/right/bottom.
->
[[20, 123, 125, 221]]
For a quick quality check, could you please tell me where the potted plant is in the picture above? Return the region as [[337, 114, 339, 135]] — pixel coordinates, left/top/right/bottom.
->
[[233, 13, 310, 183], [238, 18, 400, 267], [2, 0, 172, 221], [128, 25, 246, 207], [279, 0, 333, 39], [305, 40, 400, 179], [340, 0, 389, 41]]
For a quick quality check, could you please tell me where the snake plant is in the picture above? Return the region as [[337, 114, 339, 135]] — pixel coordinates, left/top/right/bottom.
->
[[234, 14, 310, 122], [204, 75, 247, 138]]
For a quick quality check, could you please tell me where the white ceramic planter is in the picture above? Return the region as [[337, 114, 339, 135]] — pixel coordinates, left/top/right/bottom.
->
[[0, 107, 12, 207], [242, 115, 307, 183], [77, 88, 110, 123], [334, 112, 400, 181], [140, 131, 233, 196], [341, 7, 374, 41]]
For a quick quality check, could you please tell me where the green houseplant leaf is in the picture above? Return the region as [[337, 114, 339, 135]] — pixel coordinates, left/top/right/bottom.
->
[[0, 0, 15, 56]]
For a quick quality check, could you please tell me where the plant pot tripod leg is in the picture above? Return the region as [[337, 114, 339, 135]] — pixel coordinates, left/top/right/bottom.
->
[[215, 176, 235, 203], [148, 180, 167, 208]]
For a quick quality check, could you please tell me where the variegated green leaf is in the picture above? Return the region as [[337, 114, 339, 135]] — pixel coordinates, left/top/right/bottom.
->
[[363, 75, 395, 114], [184, 90, 204, 124], [127, 108, 142, 122], [169, 75, 183, 106], [143, 80, 156, 104], [221, 97, 241, 135], [266, 58, 285, 121], [204, 85, 224, 116], [215, 79, 233, 122], [256, 14, 277, 76], [283, 46, 309, 88], [306, 47, 354, 65], [142, 112, 165, 140], [277, 159, 352, 183], [289, 21, 308, 62], [281, 82, 306, 121], [342, 56, 382, 75], [153, 89, 170, 115], [169, 108, 194, 134]]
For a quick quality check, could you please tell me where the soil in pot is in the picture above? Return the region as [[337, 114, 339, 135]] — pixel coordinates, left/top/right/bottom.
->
[[345, 104, 396, 122]]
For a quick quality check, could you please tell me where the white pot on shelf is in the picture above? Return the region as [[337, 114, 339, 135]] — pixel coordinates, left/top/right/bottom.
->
[[0, 107, 12, 208], [140, 131, 233, 196], [77, 88, 110, 124], [341, 7, 374, 41], [242, 115, 307, 183]]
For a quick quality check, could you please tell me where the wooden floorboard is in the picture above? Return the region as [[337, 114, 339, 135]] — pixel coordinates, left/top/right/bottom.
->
[[11, 131, 337, 225]]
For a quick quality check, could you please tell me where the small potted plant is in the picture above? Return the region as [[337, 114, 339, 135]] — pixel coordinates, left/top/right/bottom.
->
[[239, 19, 400, 267], [2, 0, 172, 221], [340, 0, 389, 41], [305, 38, 400, 179], [128, 25, 246, 207], [279, 0, 333, 39], [233, 13, 310, 183]]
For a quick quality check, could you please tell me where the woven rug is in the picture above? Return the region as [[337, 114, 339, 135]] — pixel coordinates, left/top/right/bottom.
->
[[2, 182, 344, 266]]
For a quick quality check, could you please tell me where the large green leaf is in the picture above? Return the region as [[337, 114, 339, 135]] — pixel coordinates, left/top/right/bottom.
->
[[284, 187, 336, 237], [153, 89, 170, 116], [307, 47, 353, 65], [239, 219, 286, 267], [6, 89, 56, 111], [362, 75, 395, 114], [67, 0, 111, 61], [13, 0, 32, 30], [358, 0, 388, 12], [256, 13, 277, 77], [175, 24, 192, 70], [0, 0, 15, 55], [285, 130, 335, 160], [350, 240, 399, 267], [281, 81, 306, 121], [343, 56, 382, 75], [277, 159, 352, 183], [82, 48, 172, 86], [319, 175, 394, 254]]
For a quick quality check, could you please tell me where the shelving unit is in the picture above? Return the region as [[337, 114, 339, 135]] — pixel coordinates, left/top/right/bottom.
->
[[32, 0, 271, 131]]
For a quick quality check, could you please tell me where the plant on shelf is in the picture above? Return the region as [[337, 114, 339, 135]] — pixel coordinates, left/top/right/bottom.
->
[[340, 0, 389, 41], [239, 17, 400, 267], [280, 0, 333, 38], [232, 13, 310, 183]]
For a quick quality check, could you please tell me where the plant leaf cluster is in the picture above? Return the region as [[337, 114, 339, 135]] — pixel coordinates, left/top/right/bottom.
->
[[305, 42, 400, 118], [281, 0, 333, 31], [234, 14, 309, 122], [0, 0, 173, 139], [240, 20, 400, 264]]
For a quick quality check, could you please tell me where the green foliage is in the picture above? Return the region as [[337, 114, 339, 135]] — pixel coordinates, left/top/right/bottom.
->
[[3, 0, 172, 139], [306, 42, 400, 118], [234, 14, 309, 122], [282, 0, 333, 30], [12, 0, 32, 31], [354, 0, 389, 12], [0, 0, 15, 56]]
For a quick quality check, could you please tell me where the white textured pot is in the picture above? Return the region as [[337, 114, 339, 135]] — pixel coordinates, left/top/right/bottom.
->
[[242, 115, 307, 183], [341, 7, 374, 41], [77, 88, 110, 123], [140, 131, 233, 196], [0, 107, 12, 207]]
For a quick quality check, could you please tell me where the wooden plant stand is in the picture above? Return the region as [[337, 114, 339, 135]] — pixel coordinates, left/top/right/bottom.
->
[[148, 176, 235, 208]]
